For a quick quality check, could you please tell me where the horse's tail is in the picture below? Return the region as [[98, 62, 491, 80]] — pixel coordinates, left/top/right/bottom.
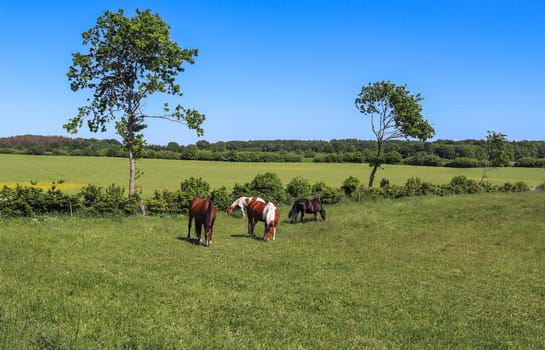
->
[[205, 198, 215, 229], [264, 202, 276, 228]]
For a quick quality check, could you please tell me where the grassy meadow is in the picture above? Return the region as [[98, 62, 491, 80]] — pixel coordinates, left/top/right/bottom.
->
[[1, 154, 544, 197], [1, 193, 545, 348]]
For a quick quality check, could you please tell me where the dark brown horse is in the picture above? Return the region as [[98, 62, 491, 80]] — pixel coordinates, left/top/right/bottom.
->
[[187, 197, 217, 247], [246, 197, 280, 241], [288, 198, 326, 223]]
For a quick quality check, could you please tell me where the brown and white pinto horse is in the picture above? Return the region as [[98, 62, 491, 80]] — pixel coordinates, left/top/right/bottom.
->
[[226, 196, 265, 217], [246, 197, 280, 241], [187, 197, 217, 247]]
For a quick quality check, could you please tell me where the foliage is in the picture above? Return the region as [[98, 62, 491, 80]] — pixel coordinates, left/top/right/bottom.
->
[[501, 181, 530, 192], [210, 186, 230, 211], [64, 9, 204, 196], [355, 81, 435, 187], [0, 184, 79, 217], [341, 176, 360, 195], [445, 157, 482, 168], [248, 172, 286, 203], [486, 131, 510, 167], [145, 188, 183, 215], [311, 181, 343, 204], [285, 176, 312, 199], [145, 179, 228, 215], [514, 157, 545, 168], [231, 182, 252, 199], [178, 176, 212, 209], [448, 175, 482, 194], [384, 150, 403, 164], [5, 135, 545, 166], [79, 184, 139, 215], [404, 152, 442, 166]]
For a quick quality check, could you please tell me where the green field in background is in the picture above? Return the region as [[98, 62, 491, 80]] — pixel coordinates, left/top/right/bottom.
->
[[1, 154, 544, 196]]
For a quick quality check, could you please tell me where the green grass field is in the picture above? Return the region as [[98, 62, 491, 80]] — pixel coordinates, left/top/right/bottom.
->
[[1, 193, 544, 348], [1, 154, 544, 197]]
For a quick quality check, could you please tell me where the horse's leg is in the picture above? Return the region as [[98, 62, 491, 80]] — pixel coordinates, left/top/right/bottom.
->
[[313, 211, 318, 221], [207, 225, 212, 247], [247, 217, 256, 237], [300, 209, 305, 223], [187, 215, 193, 240], [247, 216, 252, 236], [196, 221, 202, 244]]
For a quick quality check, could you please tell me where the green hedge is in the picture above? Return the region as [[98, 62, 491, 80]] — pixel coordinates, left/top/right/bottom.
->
[[0, 174, 538, 217]]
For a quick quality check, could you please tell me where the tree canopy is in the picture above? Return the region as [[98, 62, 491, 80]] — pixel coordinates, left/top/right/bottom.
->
[[355, 81, 435, 187], [64, 8, 204, 197]]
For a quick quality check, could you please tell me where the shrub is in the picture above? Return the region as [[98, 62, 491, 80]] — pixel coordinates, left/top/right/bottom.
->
[[384, 151, 403, 164], [178, 177, 211, 209], [445, 157, 482, 168], [286, 176, 312, 199], [514, 157, 545, 168], [447, 175, 481, 194], [79, 184, 138, 215], [211, 186, 230, 211], [231, 182, 252, 199], [312, 181, 343, 204], [341, 176, 360, 196], [249, 172, 285, 203], [0, 184, 78, 217], [502, 181, 530, 192], [404, 152, 443, 166], [145, 189, 183, 215]]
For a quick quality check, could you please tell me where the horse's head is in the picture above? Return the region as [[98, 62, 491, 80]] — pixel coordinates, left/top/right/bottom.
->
[[288, 205, 298, 222], [225, 205, 234, 216], [319, 207, 326, 221]]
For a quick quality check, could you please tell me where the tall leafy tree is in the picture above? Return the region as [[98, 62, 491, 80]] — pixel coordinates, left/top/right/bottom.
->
[[481, 130, 510, 183], [355, 81, 434, 188], [486, 131, 510, 167], [65, 9, 204, 197]]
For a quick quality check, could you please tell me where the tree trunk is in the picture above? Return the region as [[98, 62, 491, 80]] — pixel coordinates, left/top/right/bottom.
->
[[368, 142, 383, 188], [368, 164, 379, 188], [128, 148, 136, 197]]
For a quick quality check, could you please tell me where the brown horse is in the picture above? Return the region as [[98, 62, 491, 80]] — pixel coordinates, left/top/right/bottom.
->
[[187, 197, 217, 247], [246, 197, 280, 241]]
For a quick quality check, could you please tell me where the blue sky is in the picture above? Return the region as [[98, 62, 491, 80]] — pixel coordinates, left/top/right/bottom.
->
[[1, 0, 544, 145]]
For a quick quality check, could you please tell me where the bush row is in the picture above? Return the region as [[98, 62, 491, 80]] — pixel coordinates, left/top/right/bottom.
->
[[364, 175, 537, 199], [1, 174, 542, 217]]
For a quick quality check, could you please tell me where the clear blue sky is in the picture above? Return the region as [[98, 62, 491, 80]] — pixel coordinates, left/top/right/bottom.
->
[[1, 0, 544, 145]]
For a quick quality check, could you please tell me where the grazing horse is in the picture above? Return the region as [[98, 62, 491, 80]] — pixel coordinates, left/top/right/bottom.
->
[[226, 196, 265, 217], [187, 197, 217, 246], [288, 198, 326, 223], [246, 198, 280, 241]]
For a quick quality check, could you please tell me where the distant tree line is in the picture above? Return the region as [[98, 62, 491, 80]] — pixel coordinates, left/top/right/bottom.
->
[[2, 135, 545, 168]]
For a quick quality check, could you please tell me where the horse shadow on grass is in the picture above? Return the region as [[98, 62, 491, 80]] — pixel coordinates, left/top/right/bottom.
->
[[176, 236, 206, 245], [229, 233, 268, 241]]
